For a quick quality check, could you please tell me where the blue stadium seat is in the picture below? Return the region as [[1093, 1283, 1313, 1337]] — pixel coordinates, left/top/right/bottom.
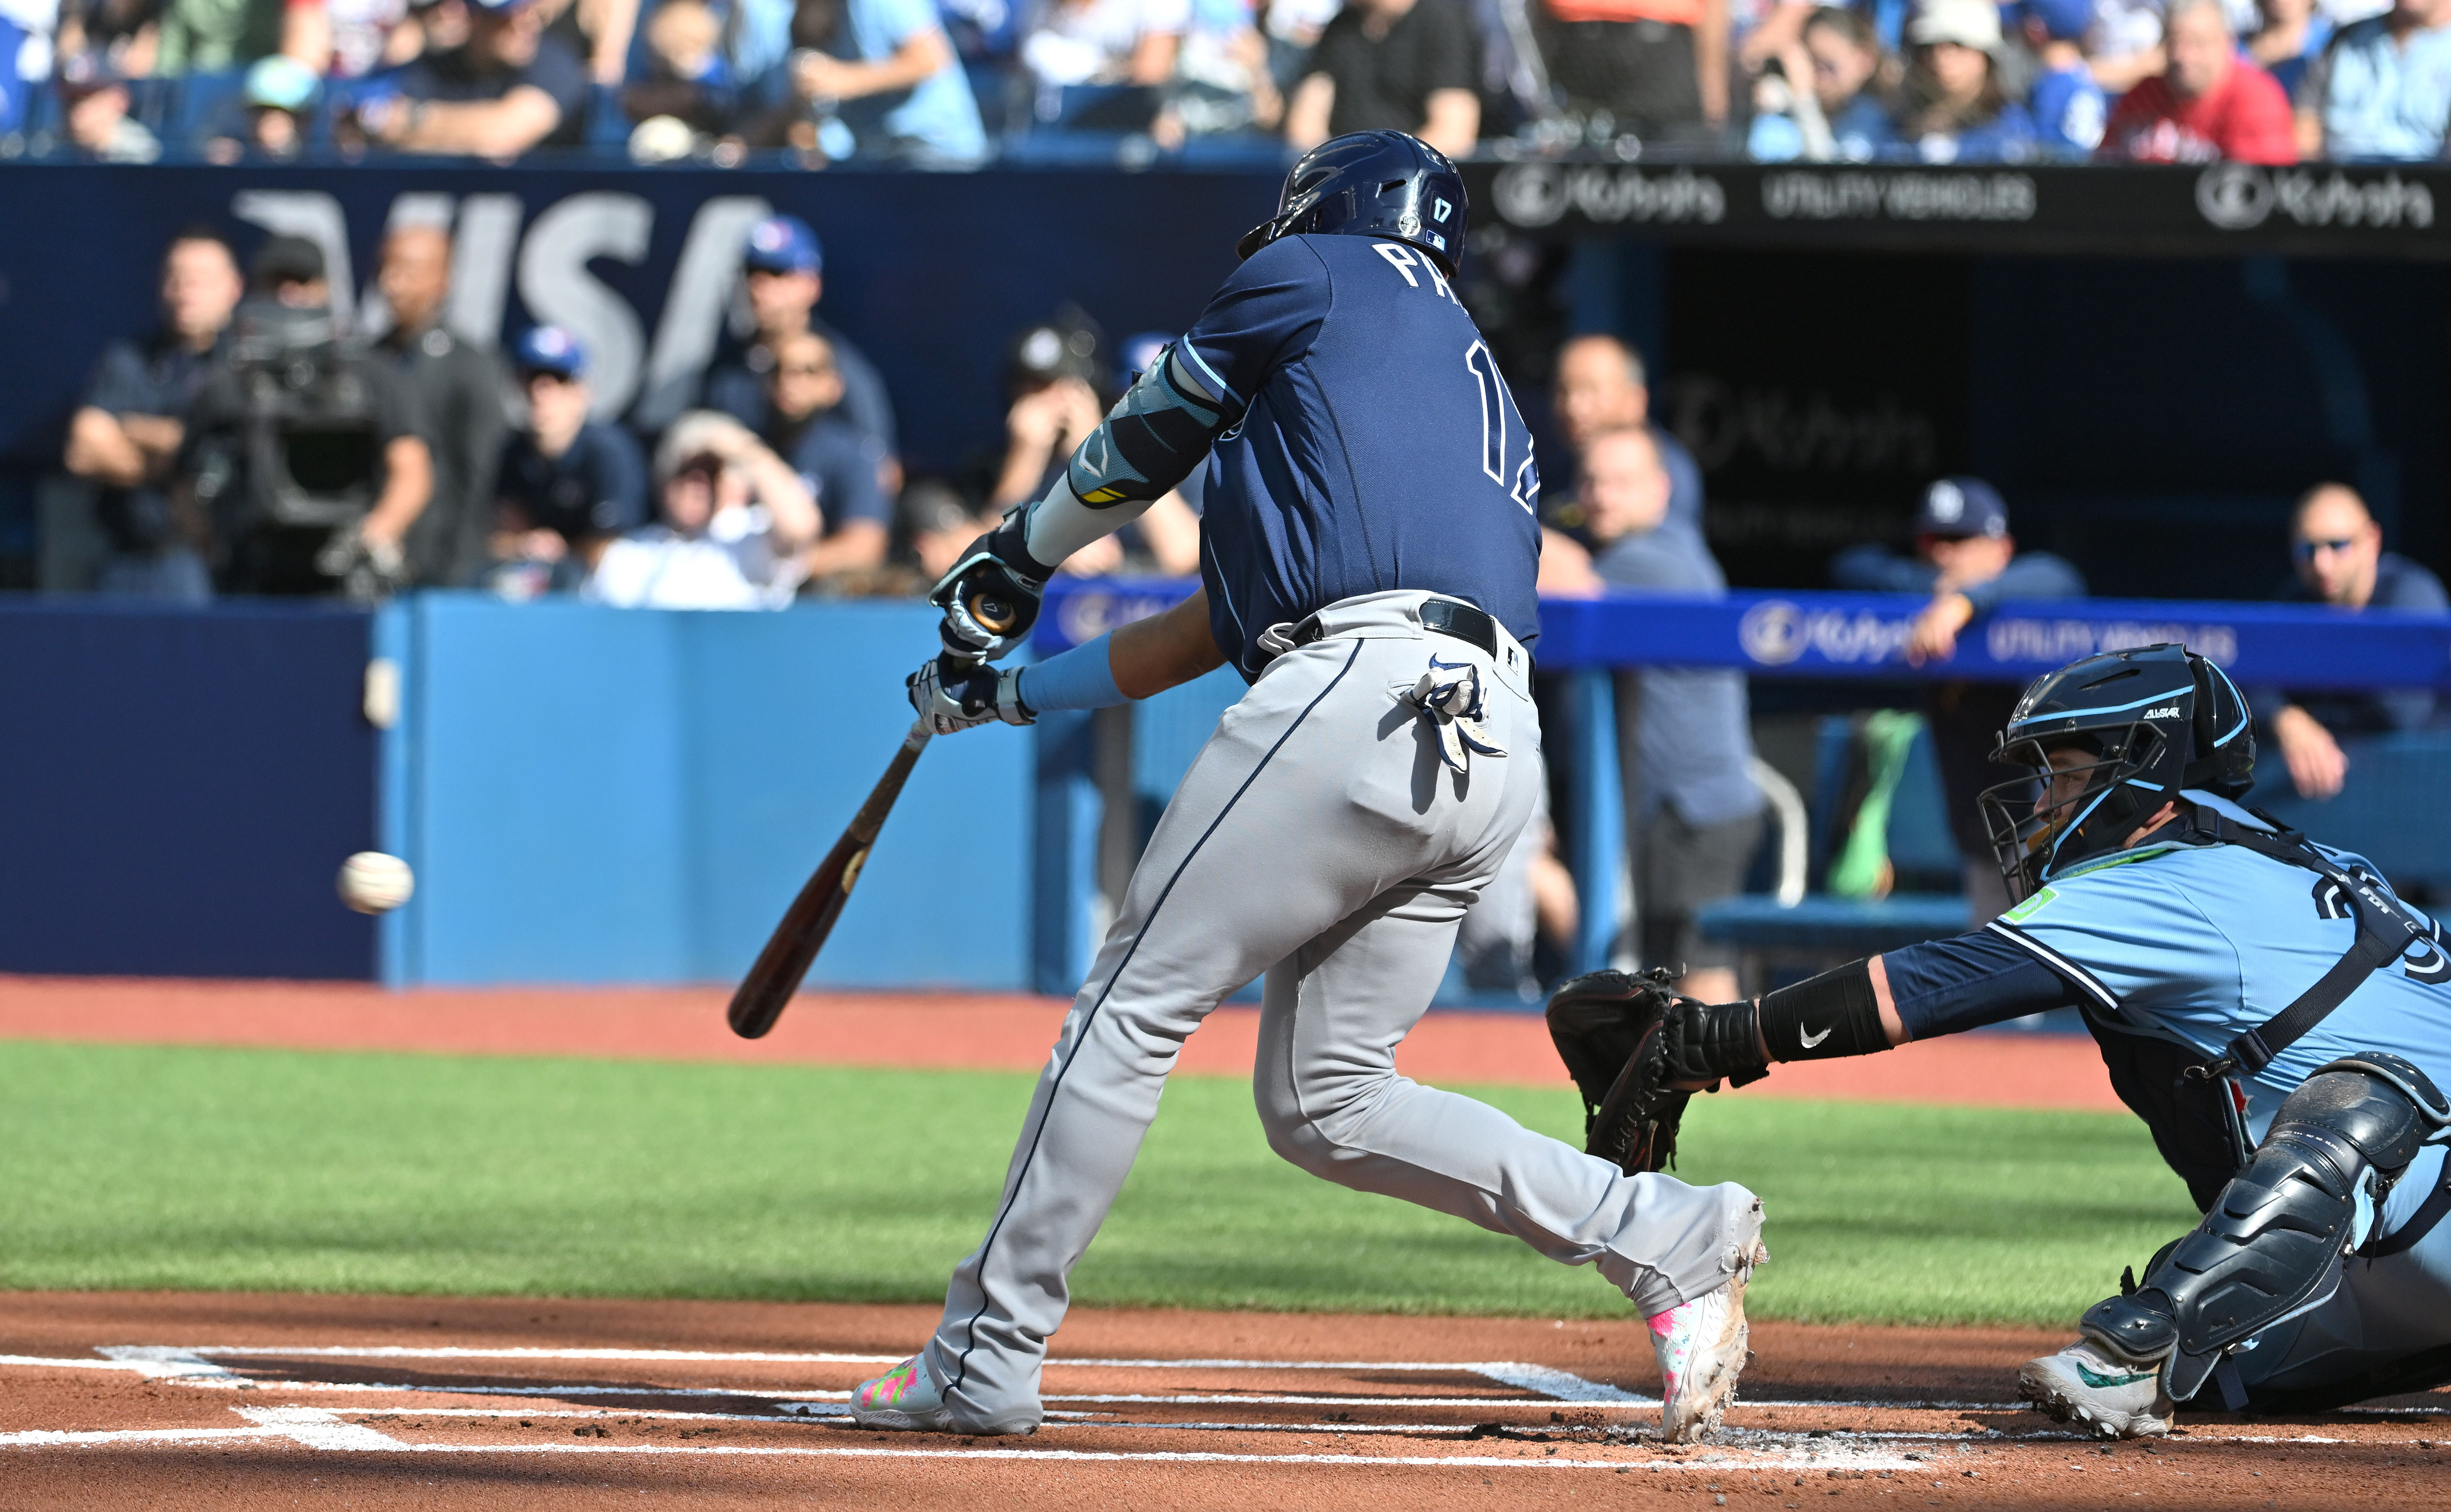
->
[[1700, 713, 1971, 986], [163, 69, 247, 154]]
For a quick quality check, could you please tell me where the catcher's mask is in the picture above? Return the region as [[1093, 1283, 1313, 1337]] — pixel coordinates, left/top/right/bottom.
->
[[1978, 643, 2253, 903]]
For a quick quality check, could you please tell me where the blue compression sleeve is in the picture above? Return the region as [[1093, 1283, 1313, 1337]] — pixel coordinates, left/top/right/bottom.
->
[[1882, 930, 2087, 1040], [1018, 633, 1126, 713]]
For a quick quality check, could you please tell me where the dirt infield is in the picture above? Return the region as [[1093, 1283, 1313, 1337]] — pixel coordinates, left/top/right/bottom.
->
[[3, 1291, 2446, 1509], [0, 976, 2125, 1110]]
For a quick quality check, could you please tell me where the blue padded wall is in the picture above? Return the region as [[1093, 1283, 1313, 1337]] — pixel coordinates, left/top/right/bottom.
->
[[0, 599, 378, 977], [389, 594, 1031, 988]]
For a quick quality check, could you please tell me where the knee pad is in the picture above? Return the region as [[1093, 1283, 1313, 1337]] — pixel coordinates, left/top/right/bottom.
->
[[2082, 1055, 2445, 1402]]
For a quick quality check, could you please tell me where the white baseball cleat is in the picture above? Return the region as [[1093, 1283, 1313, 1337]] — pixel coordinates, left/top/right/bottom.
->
[[1647, 1241, 1766, 1442], [846, 1355, 957, 1432], [2018, 1337, 2174, 1439]]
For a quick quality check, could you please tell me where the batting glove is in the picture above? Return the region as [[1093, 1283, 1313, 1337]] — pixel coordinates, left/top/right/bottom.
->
[[908, 655, 1035, 737]]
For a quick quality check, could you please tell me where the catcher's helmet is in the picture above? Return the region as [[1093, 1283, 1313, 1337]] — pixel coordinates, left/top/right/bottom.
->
[[1237, 130, 1468, 277], [1979, 643, 2254, 902]]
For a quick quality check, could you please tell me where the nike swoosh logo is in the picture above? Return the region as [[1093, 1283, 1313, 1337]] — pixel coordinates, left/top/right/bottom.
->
[[2073, 1364, 2158, 1389], [1799, 1025, 1832, 1049]]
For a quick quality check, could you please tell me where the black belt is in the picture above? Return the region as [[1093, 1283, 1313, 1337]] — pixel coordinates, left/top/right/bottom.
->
[[1288, 597, 1499, 658]]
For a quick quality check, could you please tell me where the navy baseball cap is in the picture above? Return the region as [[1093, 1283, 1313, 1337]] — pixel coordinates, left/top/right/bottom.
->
[[2016, 0, 2091, 41], [513, 325, 588, 378], [742, 215, 822, 275], [1914, 477, 2009, 538]]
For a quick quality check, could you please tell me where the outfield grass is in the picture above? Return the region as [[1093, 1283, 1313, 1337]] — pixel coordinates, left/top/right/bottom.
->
[[0, 1040, 2196, 1325]]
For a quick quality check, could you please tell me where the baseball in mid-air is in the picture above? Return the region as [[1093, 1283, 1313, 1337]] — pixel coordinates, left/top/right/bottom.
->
[[337, 851, 415, 914]]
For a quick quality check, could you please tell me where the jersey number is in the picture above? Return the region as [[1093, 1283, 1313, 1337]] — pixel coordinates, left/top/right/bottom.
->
[[1464, 341, 1538, 516]]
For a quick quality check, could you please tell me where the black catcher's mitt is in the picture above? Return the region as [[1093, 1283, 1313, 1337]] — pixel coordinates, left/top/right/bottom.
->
[[1545, 968, 1695, 1175]]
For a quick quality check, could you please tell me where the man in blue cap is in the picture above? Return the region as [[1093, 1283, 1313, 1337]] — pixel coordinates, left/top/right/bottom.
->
[[1833, 476, 2087, 919], [489, 325, 649, 591], [701, 215, 900, 496], [2019, 0, 2109, 155]]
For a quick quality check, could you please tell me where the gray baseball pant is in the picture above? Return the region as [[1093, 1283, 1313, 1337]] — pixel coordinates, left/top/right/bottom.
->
[[921, 591, 1763, 1434]]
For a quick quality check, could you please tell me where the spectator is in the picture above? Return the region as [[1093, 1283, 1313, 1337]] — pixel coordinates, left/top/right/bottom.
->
[[778, 0, 987, 162], [543, 0, 641, 84], [61, 227, 243, 601], [2087, 0, 2170, 93], [354, 0, 588, 156], [700, 215, 900, 489], [1532, 0, 1725, 146], [1749, 5, 1894, 161], [2019, 0, 2108, 155], [1546, 333, 1704, 549], [761, 329, 893, 581], [181, 237, 433, 597], [374, 221, 509, 587], [2250, 0, 2333, 98], [1285, 0, 1478, 158], [1890, 0, 2035, 161], [2252, 483, 2449, 799], [54, 0, 158, 75], [900, 476, 995, 582], [326, 0, 416, 72], [585, 410, 820, 608], [986, 313, 1106, 518], [387, 0, 473, 61], [1157, 0, 1283, 144], [1262, 0, 1338, 89], [1830, 476, 2085, 920], [0, 0, 58, 136], [2097, 0, 2297, 160], [2296, 0, 2451, 160], [489, 325, 647, 593], [204, 52, 321, 158], [153, 0, 328, 72], [1546, 426, 1763, 1006], [54, 52, 160, 159], [619, 0, 746, 142], [1018, 0, 1185, 100]]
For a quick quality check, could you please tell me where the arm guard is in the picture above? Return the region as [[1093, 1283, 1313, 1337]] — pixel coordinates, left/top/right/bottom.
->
[[1017, 344, 1230, 570], [931, 347, 1231, 660]]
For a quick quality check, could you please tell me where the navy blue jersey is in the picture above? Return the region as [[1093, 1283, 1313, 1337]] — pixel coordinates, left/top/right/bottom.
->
[[1181, 235, 1543, 681], [495, 421, 648, 544]]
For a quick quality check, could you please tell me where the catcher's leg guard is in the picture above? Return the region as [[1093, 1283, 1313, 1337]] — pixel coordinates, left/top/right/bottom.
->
[[2080, 1054, 2448, 1404]]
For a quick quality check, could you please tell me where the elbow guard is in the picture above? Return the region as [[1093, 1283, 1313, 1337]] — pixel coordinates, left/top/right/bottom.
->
[[1020, 346, 1231, 568]]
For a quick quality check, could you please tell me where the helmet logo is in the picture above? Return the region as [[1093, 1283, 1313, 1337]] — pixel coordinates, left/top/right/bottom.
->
[[1397, 211, 1422, 236], [1433, 198, 1452, 222]]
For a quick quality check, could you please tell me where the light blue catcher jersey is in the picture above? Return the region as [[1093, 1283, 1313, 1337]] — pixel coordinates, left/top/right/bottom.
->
[[1987, 831, 2451, 1137]]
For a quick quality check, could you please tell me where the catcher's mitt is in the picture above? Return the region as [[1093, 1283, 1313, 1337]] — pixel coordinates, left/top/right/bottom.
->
[[1544, 968, 1695, 1175]]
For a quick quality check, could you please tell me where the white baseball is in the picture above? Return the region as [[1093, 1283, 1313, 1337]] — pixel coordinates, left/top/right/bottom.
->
[[338, 851, 416, 915]]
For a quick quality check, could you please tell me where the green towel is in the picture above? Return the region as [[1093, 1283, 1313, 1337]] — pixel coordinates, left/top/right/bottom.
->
[[1827, 710, 1924, 900]]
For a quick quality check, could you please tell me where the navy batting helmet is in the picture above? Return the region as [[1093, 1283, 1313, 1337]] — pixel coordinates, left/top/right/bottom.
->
[[1979, 644, 2254, 901], [1237, 130, 1468, 276]]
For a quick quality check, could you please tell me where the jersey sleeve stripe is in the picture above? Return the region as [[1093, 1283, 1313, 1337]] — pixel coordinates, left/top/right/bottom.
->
[[1984, 919, 2123, 1011], [1174, 342, 1237, 409]]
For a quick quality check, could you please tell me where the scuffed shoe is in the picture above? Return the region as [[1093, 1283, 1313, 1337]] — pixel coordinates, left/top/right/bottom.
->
[[847, 1355, 955, 1432], [2018, 1337, 2174, 1439], [1648, 1241, 1766, 1442]]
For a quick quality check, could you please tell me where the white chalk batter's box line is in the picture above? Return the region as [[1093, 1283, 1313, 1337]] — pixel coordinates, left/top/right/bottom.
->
[[2, 1405, 1955, 1472]]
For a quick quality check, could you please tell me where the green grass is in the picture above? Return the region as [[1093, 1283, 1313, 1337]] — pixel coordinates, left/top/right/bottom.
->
[[0, 1040, 2197, 1325]]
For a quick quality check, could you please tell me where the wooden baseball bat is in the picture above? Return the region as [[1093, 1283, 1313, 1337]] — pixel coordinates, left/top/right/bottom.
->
[[726, 716, 933, 1039], [726, 584, 1022, 1040]]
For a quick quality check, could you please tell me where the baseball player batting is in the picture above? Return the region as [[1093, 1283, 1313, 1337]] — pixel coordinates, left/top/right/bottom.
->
[[1556, 642, 2451, 1435], [845, 131, 1767, 1442]]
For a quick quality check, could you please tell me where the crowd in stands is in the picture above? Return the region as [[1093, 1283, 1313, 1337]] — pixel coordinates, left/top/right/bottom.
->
[[8, 0, 2451, 164]]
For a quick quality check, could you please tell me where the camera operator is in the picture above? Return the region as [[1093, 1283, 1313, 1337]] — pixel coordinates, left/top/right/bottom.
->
[[179, 236, 433, 599]]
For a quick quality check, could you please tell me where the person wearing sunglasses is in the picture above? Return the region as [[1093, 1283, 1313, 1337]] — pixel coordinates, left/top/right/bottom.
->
[[2255, 483, 2448, 800]]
